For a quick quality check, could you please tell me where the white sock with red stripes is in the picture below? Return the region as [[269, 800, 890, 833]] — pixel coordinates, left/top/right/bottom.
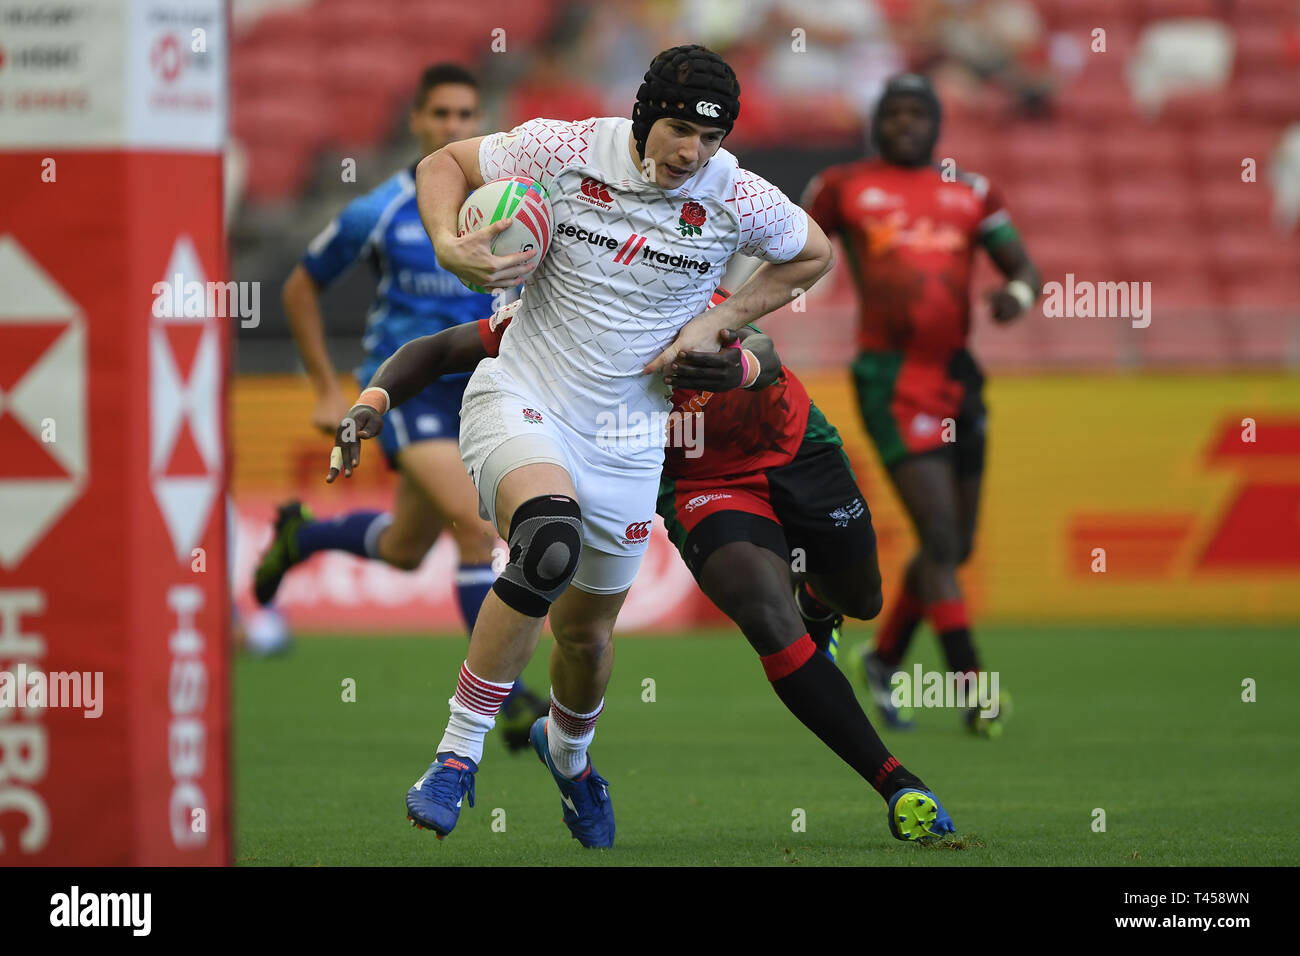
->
[[436, 661, 515, 765], [547, 692, 603, 779]]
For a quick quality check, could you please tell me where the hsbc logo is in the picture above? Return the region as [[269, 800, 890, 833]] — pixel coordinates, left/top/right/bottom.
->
[[578, 177, 613, 209], [695, 101, 721, 118], [150, 33, 184, 84], [0, 236, 87, 570], [150, 236, 222, 565]]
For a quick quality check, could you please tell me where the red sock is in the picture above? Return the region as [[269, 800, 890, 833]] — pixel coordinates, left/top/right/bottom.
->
[[924, 598, 968, 635], [924, 598, 979, 675], [875, 591, 923, 667], [760, 634, 816, 681]]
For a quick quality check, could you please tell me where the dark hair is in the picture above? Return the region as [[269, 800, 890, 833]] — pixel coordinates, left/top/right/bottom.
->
[[414, 63, 478, 110]]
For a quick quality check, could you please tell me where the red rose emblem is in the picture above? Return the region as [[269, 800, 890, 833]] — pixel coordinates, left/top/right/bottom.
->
[[678, 201, 706, 236]]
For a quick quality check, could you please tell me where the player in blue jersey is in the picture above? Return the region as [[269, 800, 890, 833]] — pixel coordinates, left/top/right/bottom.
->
[[253, 63, 547, 749]]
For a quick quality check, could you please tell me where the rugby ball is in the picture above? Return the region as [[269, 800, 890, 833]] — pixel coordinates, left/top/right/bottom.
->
[[456, 176, 553, 292]]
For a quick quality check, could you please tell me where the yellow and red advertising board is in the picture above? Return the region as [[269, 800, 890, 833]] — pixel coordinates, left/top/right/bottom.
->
[[232, 370, 1300, 634]]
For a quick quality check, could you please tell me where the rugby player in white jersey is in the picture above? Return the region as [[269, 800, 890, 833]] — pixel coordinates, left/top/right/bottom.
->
[[397, 45, 833, 846]]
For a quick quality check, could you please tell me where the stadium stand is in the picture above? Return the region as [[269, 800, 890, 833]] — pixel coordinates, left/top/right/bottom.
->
[[229, 0, 1300, 369]]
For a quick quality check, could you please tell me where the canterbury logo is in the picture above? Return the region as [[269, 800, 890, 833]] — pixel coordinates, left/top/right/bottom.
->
[[624, 520, 652, 541], [696, 101, 721, 118], [580, 177, 613, 203]]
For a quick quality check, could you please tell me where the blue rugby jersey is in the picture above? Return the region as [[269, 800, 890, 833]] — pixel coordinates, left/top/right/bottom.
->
[[301, 164, 499, 386]]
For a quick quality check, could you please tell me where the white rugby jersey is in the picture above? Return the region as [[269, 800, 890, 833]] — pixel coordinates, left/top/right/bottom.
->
[[476, 116, 808, 444]]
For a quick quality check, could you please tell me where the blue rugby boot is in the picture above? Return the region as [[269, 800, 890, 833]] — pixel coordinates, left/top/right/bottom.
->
[[888, 787, 955, 842], [406, 752, 477, 839], [529, 718, 614, 848]]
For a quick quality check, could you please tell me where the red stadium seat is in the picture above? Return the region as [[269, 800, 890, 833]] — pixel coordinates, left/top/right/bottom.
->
[[1113, 234, 1213, 281], [1092, 125, 1191, 177], [399, 4, 504, 52], [233, 8, 326, 56], [1189, 124, 1280, 177], [1223, 274, 1300, 309], [242, 143, 315, 204], [1144, 269, 1221, 307], [327, 90, 402, 148], [939, 136, 1011, 180], [230, 45, 324, 99], [1044, 0, 1137, 30], [326, 45, 413, 102], [1233, 23, 1291, 70], [1238, 74, 1300, 121], [1227, 0, 1292, 18], [1103, 178, 1199, 229], [1137, 0, 1221, 20], [1029, 237, 1117, 285], [1157, 88, 1237, 125], [1208, 230, 1300, 280], [1011, 184, 1107, 236], [1138, 310, 1237, 363], [232, 93, 330, 151], [314, 0, 406, 44], [1054, 76, 1139, 125], [1197, 179, 1276, 228], [1002, 126, 1091, 179], [1037, 312, 1128, 365]]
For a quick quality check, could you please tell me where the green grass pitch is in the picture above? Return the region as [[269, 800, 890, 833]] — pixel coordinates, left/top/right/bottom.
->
[[234, 625, 1300, 866]]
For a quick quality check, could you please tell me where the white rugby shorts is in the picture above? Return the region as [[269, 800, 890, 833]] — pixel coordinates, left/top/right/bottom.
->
[[459, 359, 662, 594]]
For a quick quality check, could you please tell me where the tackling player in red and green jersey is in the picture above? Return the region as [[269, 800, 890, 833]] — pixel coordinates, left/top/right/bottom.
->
[[325, 287, 956, 842], [803, 73, 1040, 734]]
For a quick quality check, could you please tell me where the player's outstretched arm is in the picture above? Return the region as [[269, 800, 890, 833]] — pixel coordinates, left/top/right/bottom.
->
[[369, 321, 489, 407], [666, 327, 781, 392], [415, 138, 537, 291], [326, 323, 488, 483], [644, 219, 833, 374]]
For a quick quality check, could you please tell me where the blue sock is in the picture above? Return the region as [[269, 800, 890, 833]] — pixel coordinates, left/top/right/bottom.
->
[[295, 510, 391, 560], [456, 561, 529, 705], [456, 562, 495, 632]]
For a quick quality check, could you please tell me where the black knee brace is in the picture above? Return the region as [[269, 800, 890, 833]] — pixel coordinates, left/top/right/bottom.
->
[[491, 494, 583, 617]]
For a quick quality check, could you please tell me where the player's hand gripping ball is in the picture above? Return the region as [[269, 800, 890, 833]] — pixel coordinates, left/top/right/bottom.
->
[[456, 177, 553, 292]]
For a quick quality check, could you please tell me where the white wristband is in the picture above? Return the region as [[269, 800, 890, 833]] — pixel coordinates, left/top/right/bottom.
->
[[741, 348, 762, 389], [357, 386, 390, 414], [1005, 279, 1036, 311]]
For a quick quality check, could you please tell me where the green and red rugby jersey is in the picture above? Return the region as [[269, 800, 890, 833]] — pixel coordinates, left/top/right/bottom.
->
[[801, 158, 1017, 357], [802, 159, 1016, 463]]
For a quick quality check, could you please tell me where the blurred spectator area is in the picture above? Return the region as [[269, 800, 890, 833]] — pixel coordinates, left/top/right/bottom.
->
[[230, 0, 1300, 373]]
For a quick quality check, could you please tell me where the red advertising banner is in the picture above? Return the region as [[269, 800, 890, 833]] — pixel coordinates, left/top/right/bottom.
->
[[0, 0, 230, 865], [233, 493, 719, 634], [0, 153, 230, 865]]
